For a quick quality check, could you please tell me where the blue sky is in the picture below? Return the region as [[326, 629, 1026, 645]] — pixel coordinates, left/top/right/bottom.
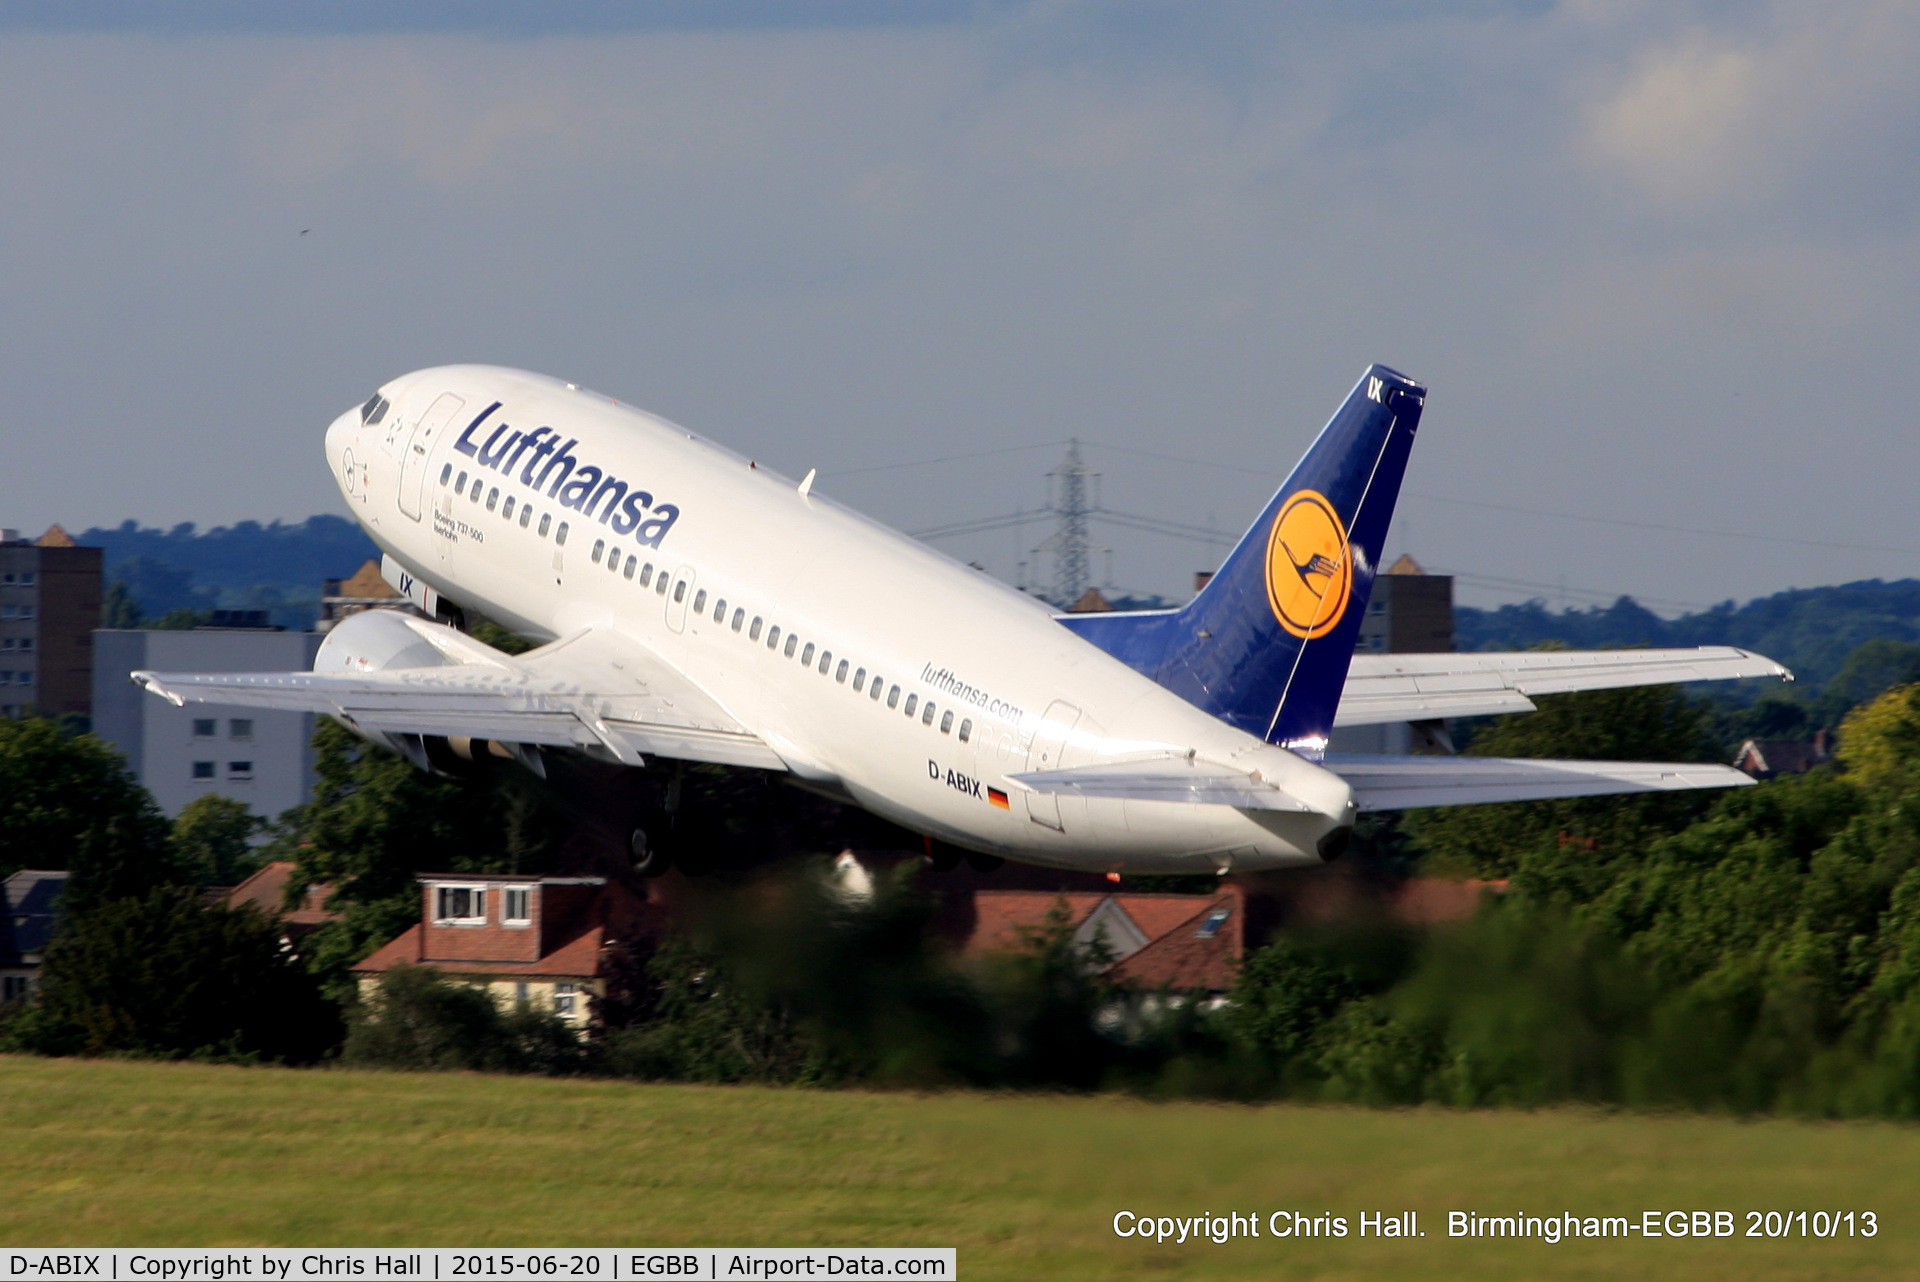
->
[[0, 1, 1914, 610]]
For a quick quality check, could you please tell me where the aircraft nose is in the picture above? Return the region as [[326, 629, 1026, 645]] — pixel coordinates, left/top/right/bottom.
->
[[325, 405, 360, 471]]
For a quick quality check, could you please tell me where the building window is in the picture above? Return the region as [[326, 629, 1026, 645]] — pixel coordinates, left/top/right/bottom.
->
[[958, 718, 972, 742], [1195, 907, 1232, 939], [192, 718, 216, 738], [504, 887, 531, 925], [13, 670, 27, 685], [2, 975, 28, 1003], [16, 608, 30, 621], [16, 574, 30, 586], [229, 719, 253, 740], [16, 639, 28, 652], [192, 761, 215, 780], [434, 884, 488, 925], [553, 982, 578, 1017], [228, 761, 253, 780]]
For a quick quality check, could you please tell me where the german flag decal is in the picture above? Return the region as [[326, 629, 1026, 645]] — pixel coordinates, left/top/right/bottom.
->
[[987, 787, 1010, 810]]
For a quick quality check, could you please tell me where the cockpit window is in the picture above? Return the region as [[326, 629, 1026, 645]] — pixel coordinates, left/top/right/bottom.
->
[[360, 394, 380, 423], [361, 395, 390, 426]]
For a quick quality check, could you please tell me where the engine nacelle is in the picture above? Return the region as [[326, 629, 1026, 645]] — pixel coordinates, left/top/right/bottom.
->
[[315, 609, 544, 778]]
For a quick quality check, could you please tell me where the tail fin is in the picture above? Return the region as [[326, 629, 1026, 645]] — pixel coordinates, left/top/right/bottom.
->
[[1062, 364, 1425, 750]]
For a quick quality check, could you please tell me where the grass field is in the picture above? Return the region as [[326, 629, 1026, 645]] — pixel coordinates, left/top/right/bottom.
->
[[2, 1056, 1916, 1280]]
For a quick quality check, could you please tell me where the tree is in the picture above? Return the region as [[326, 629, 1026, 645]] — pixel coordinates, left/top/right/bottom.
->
[[0, 716, 178, 899], [1405, 685, 1719, 893], [21, 888, 340, 1061], [172, 794, 266, 887], [101, 580, 144, 629]]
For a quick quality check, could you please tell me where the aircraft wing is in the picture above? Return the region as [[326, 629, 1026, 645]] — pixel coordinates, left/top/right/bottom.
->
[[131, 622, 788, 772], [1323, 753, 1754, 810], [1334, 647, 1791, 727]]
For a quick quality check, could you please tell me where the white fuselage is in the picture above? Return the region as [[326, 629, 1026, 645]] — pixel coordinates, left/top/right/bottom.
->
[[325, 366, 1353, 873]]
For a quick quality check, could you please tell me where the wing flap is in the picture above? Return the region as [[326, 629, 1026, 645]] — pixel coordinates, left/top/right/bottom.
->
[[132, 620, 788, 772], [1324, 752, 1755, 810], [1335, 646, 1791, 727]]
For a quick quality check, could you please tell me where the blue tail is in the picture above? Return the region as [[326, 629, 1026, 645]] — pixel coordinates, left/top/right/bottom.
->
[[1060, 364, 1424, 749]]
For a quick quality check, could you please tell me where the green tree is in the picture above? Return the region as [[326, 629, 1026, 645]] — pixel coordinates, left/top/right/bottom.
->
[[171, 794, 267, 887], [17, 888, 340, 1061], [0, 716, 177, 899], [101, 580, 144, 629], [1406, 685, 1719, 895], [342, 965, 584, 1074]]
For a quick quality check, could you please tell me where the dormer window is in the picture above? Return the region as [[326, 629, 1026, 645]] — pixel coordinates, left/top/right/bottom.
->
[[503, 887, 531, 925], [434, 884, 488, 925]]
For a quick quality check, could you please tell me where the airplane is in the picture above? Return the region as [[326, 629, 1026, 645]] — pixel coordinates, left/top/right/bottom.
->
[[132, 363, 1791, 876]]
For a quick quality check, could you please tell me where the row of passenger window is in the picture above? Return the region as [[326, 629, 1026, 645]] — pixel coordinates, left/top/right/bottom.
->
[[441, 463, 573, 548], [441, 459, 975, 749], [683, 584, 975, 745]]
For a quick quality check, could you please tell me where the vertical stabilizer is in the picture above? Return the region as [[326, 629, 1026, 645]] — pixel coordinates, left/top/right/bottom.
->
[[1061, 365, 1425, 751]]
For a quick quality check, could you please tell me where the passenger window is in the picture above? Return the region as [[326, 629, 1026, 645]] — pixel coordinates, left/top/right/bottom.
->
[[520, 506, 532, 528], [871, 678, 884, 702], [958, 718, 972, 742], [610, 550, 624, 573], [502, 496, 515, 519], [904, 694, 918, 717], [767, 625, 781, 649], [819, 650, 832, 674], [732, 609, 745, 633], [923, 702, 936, 726], [693, 589, 707, 613], [887, 684, 900, 708], [801, 643, 814, 666], [713, 598, 727, 622], [455, 470, 468, 492], [439, 463, 452, 486], [784, 634, 798, 658], [657, 575, 669, 596], [640, 563, 653, 586], [749, 617, 763, 641], [940, 711, 953, 734], [470, 479, 483, 501], [673, 581, 687, 602], [592, 539, 605, 563], [556, 522, 569, 545], [852, 667, 865, 692], [835, 660, 848, 683], [486, 487, 499, 511], [623, 556, 637, 580], [539, 514, 551, 536]]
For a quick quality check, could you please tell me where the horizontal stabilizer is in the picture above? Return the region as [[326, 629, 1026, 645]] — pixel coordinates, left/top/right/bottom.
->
[[1324, 753, 1755, 811], [1010, 758, 1318, 812], [1334, 646, 1791, 728]]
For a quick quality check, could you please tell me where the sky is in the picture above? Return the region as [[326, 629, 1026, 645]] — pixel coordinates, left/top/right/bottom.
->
[[0, 1, 1915, 612]]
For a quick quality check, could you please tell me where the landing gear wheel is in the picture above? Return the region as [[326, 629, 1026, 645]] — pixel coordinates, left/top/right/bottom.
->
[[629, 826, 674, 878]]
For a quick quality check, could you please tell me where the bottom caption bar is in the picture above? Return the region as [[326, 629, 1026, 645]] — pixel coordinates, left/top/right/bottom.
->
[[4, 1252, 957, 1282]]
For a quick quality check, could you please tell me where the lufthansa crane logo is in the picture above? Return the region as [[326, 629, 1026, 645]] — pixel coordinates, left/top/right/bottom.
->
[[1265, 489, 1351, 640]]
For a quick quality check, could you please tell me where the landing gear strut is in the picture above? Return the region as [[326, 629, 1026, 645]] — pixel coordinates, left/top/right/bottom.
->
[[630, 824, 673, 878]]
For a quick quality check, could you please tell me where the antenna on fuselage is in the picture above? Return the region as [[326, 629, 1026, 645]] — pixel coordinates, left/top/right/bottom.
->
[[798, 468, 816, 498]]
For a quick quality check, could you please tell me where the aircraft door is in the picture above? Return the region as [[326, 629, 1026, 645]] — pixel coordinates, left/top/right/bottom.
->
[[1024, 700, 1080, 831], [665, 567, 696, 633], [397, 394, 466, 520]]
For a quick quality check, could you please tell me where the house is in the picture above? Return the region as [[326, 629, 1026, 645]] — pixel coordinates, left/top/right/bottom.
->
[[1, 870, 68, 1004], [0, 525, 102, 721], [354, 874, 659, 1029], [960, 885, 1257, 998], [1735, 731, 1833, 780], [318, 561, 418, 632], [221, 861, 340, 946]]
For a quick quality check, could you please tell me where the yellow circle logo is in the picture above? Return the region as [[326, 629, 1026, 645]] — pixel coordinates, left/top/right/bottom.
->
[[1265, 490, 1351, 640]]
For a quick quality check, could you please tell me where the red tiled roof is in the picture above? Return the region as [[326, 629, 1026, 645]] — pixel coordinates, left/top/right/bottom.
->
[[223, 861, 339, 927], [354, 924, 612, 979], [1108, 893, 1244, 993], [1389, 878, 1505, 924]]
